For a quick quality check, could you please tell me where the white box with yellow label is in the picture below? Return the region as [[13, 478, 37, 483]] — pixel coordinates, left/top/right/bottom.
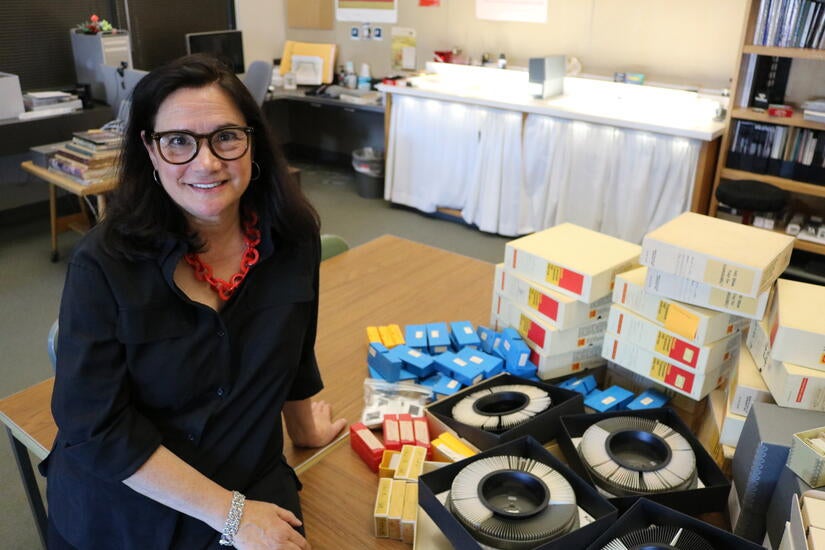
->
[[766, 279, 825, 372], [602, 332, 732, 400], [641, 212, 793, 297], [613, 266, 741, 344], [729, 342, 773, 417], [504, 223, 640, 303], [492, 292, 606, 356], [494, 263, 610, 330], [645, 267, 771, 320], [607, 304, 739, 374]]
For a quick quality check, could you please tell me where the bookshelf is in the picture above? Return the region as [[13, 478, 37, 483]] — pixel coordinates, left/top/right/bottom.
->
[[710, 0, 825, 256]]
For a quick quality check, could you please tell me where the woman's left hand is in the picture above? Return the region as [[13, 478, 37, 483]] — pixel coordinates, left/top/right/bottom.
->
[[283, 399, 346, 448]]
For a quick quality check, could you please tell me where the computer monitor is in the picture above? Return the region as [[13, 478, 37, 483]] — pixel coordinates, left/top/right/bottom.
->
[[185, 30, 245, 74]]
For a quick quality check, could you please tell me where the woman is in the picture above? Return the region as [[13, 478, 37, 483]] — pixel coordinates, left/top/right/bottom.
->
[[42, 54, 346, 549]]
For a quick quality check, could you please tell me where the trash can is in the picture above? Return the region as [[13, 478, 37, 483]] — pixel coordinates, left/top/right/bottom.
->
[[352, 147, 385, 199]]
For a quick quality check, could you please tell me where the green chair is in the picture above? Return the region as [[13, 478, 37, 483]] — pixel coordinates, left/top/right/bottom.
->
[[321, 234, 350, 261]]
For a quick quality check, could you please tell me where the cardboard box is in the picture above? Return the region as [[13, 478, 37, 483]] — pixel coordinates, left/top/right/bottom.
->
[[788, 427, 825, 488], [802, 494, 825, 529], [602, 333, 732, 400], [614, 266, 741, 344], [584, 497, 765, 550], [729, 341, 773, 417], [607, 304, 740, 373], [731, 402, 825, 542], [767, 279, 825, 371], [492, 292, 606, 355], [0, 73, 25, 120], [696, 388, 731, 476], [425, 372, 583, 450], [494, 263, 611, 329], [765, 466, 815, 550], [720, 392, 747, 448], [558, 407, 732, 515], [644, 267, 772, 319], [641, 212, 794, 297], [418, 436, 618, 550], [504, 223, 640, 303]]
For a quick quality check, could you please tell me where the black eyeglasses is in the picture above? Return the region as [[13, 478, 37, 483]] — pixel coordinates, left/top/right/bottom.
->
[[150, 126, 254, 165]]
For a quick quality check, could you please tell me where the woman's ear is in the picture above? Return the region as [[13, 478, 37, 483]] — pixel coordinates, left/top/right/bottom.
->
[[141, 130, 160, 170]]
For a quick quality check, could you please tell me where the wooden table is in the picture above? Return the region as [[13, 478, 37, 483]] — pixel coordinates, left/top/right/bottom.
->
[[0, 235, 496, 548], [20, 160, 116, 262]]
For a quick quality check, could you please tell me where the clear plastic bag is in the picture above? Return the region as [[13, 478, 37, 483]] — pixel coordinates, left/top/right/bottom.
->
[[360, 378, 433, 428]]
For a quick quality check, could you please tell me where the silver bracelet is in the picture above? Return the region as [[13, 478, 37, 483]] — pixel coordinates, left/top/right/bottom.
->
[[219, 490, 246, 547]]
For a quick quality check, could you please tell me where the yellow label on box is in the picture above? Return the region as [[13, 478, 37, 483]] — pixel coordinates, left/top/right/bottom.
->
[[528, 288, 542, 309], [655, 332, 676, 356], [518, 314, 532, 337], [657, 301, 700, 340], [705, 259, 755, 294], [650, 358, 670, 381], [545, 263, 563, 286]]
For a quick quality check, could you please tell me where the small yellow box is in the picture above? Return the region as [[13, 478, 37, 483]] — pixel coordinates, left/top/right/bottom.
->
[[387, 479, 407, 540], [366, 326, 382, 344], [373, 477, 392, 537], [379, 450, 401, 478], [400, 482, 418, 544]]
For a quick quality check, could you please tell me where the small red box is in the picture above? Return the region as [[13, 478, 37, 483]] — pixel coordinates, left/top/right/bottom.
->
[[767, 104, 793, 117]]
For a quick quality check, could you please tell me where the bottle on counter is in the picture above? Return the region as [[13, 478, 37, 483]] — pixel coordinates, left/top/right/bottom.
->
[[497, 53, 507, 69], [344, 61, 357, 89], [357, 63, 372, 90]]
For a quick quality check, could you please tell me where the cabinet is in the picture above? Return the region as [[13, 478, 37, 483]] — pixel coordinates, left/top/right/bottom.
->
[[709, 0, 825, 255]]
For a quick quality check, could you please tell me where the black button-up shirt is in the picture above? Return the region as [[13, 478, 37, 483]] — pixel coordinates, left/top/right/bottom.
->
[[42, 215, 323, 549]]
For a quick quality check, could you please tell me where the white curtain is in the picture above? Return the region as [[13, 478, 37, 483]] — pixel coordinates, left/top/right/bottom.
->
[[386, 95, 703, 242]]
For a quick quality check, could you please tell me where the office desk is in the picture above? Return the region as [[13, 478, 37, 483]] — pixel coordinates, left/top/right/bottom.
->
[[0, 235, 495, 548], [20, 160, 116, 262]]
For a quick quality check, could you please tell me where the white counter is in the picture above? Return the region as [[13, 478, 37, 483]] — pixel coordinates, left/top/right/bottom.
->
[[378, 64, 726, 141]]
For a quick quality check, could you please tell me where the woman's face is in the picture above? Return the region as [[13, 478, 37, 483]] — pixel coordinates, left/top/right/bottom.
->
[[144, 84, 252, 227]]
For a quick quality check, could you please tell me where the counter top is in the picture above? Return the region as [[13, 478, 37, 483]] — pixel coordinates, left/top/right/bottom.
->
[[378, 65, 725, 141], [267, 87, 385, 113]]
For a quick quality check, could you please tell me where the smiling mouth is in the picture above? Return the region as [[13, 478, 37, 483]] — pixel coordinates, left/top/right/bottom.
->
[[188, 181, 226, 190]]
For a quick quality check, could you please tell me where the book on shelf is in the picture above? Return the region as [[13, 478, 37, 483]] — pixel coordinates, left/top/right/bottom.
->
[[752, 0, 825, 48], [54, 147, 118, 169]]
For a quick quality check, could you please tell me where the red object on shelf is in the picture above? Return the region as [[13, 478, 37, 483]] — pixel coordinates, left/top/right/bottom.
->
[[767, 104, 794, 117], [433, 50, 453, 63]]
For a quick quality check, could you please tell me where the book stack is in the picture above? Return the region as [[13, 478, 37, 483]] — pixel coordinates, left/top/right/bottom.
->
[[603, 265, 744, 403], [492, 223, 641, 380], [48, 129, 122, 185], [802, 97, 825, 124], [747, 278, 825, 412], [22, 91, 82, 116], [752, 0, 825, 48]]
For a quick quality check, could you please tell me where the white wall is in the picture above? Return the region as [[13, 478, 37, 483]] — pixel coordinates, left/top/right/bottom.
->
[[235, 0, 288, 68], [266, 0, 749, 91]]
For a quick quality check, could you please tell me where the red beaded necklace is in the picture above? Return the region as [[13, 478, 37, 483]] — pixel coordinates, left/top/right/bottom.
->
[[184, 210, 262, 301]]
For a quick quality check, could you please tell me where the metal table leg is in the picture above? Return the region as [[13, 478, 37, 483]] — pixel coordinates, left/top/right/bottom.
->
[[7, 428, 47, 549]]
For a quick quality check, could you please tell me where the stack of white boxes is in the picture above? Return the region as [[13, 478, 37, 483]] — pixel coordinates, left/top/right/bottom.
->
[[491, 223, 641, 380], [719, 341, 774, 451], [603, 264, 744, 401], [601, 213, 794, 400], [747, 278, 825, 412]]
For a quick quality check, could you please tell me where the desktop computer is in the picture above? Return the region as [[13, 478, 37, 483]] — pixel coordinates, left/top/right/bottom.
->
[[70, 30, 133, 101]]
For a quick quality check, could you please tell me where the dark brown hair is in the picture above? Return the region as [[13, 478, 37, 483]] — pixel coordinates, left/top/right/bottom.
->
[[101, 53, 318, 259]]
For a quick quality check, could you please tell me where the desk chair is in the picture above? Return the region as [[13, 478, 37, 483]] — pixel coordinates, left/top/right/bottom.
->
[[243, 61, 273, 107], [45, 235, 349, 369]]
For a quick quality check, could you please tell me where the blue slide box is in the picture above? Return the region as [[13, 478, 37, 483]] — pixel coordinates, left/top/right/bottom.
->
[[390, 344, 435, 377], [367, 342, 401, 382], [426, 322, 451, 354], [455, 347, 504, 379], [404, 324, 428, 350], [368, 365, 417, 382], [476, 325, 498, 353], [626, 388, 669, 410], [450, 320, 481, 350], [584, 385, 634, 412], [433, 351, 485, 386]]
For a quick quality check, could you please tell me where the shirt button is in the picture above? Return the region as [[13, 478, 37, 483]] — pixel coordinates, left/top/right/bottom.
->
[[217, 330, 225, 337], [187, 433, 195, 441], [216, 387, 225, 398]]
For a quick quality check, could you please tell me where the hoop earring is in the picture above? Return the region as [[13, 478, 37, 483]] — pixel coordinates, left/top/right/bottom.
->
[[152, 170, 161, 185], [250, 161, 261, 181]]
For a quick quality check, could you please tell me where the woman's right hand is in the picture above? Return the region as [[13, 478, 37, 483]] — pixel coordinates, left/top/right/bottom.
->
[[233, 500, 310, 550]]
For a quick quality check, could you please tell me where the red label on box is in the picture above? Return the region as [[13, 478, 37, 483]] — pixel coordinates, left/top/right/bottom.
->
[[559, 269, 584, 295], [538, 293, 559, 320], [669, 338, 700, 369]]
